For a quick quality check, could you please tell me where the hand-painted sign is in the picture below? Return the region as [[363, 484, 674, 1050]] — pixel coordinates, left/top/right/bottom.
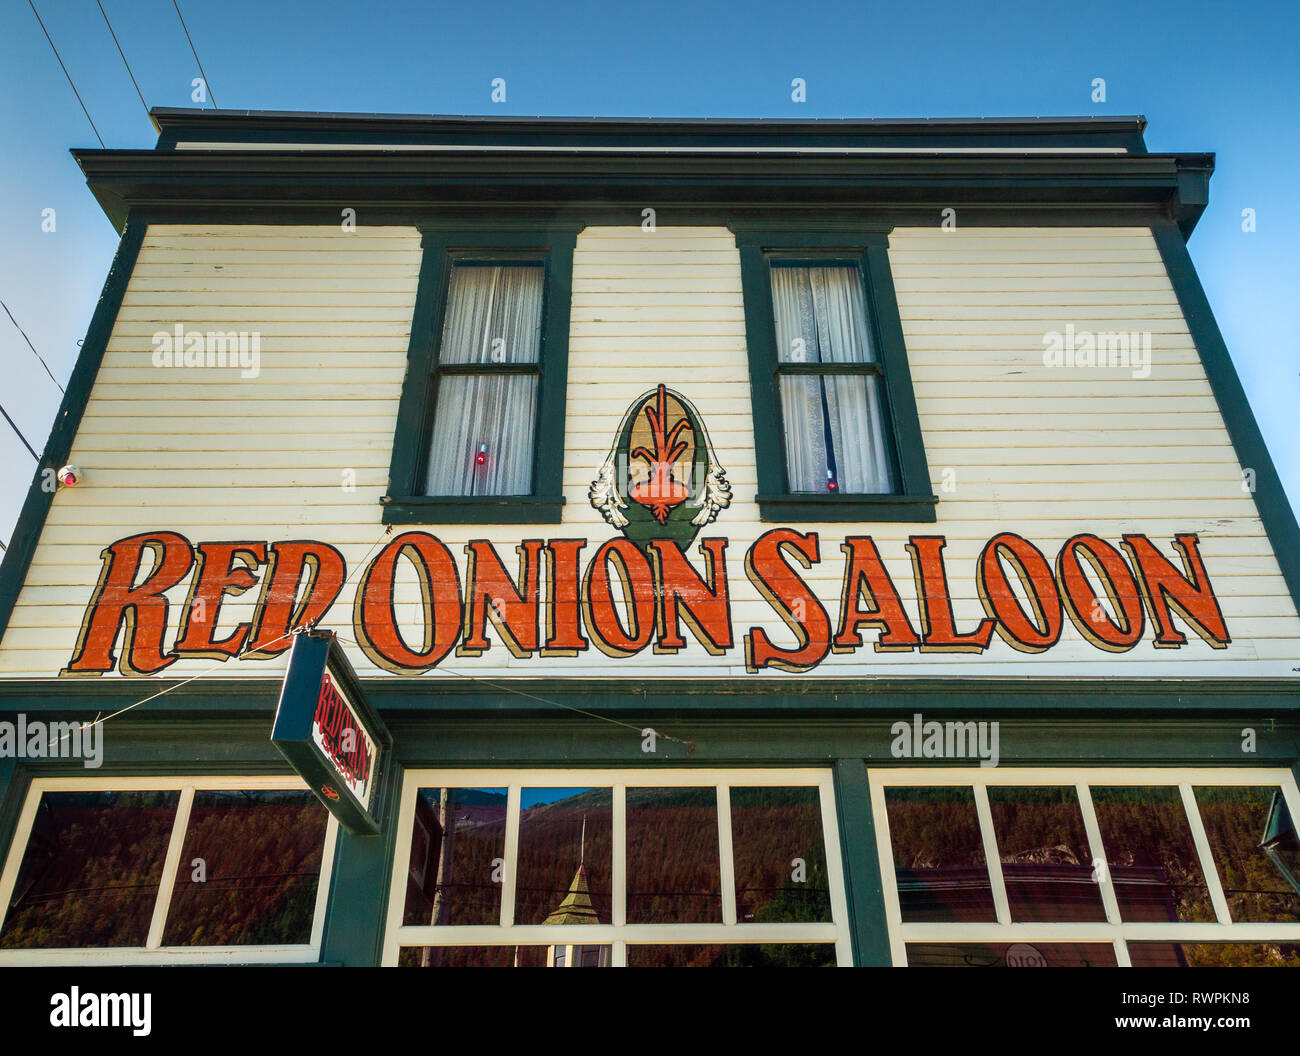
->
[[62, 529, 1230, 677], [590, 384, 731, 548], [271, 629, 389, 834]]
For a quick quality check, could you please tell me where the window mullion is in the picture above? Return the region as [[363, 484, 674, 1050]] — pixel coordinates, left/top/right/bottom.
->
[[1075, 782, 1122, 925], [500, 785, 522, 928], [145, 785, 195, 950], [717, 784, 737, 927], [612, 783, 627, 929], [972, 784, 1011, 926], [1179, 782, 1232, 923]]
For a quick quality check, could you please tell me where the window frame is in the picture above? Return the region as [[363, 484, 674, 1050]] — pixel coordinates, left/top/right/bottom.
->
[[381, 767, 853, 967], [869, 766, 1300, 967], [731, 224, 937, 523], [383, 223, 582, 525], [0, 775, 339, 965]]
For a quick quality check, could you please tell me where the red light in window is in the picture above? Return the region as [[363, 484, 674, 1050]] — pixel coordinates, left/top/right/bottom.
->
[[828, 480, 838, 491], [475, 443, 487, 466]]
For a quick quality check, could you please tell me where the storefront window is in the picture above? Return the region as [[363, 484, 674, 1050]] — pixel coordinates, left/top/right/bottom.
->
[[872, 769, 1300, 967], [385, 769, 849, 966], [402, 787, 507, 927], [0, 779, 336, 964]]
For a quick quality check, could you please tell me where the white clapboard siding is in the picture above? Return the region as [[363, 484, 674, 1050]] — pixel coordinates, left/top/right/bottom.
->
[[0, 224, 1296, 681]]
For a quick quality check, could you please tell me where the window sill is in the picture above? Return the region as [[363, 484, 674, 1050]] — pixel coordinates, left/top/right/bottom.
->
[[754, 492, 938, 523], [381, 495, 566, 525]]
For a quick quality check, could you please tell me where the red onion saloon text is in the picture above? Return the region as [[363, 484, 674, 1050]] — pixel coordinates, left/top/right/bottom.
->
[[60, 530, 1230, 677]]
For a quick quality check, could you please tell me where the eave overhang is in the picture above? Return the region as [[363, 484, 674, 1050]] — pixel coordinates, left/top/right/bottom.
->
[[73, 147, 1214, 237]]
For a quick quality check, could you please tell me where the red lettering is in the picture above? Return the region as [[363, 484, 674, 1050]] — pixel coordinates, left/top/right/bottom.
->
[[906, 536, 995, 653], [63, 532, 194, 676], [647, 538, 732, 655], [834, 537, 920, 653], [744, 529, 830, 673], [1121, 533, 1229, 648], [353, 532, 461, 672]]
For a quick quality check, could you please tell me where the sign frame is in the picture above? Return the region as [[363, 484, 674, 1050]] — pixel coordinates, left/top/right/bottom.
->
[[271, 629, 392, 835]]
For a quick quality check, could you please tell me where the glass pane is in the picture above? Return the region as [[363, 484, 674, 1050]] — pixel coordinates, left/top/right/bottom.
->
[[162, 790, 328, 946], [627, 944, 835, 967], [1091, 786, 1215, 922], [399, 945, 550, 967], [770, 264, 874, 364], [403, 787, 507, 926], [1128, 942, 1300, 967], [626, 787, 721, 924], [884, 787, 996, 923], [778, 374, 893, 494], [1194, 786, 1300, 923], [987, 786, 1105, 923], [515, 788, 612, 926], [425, 374, 537, 496], [1, 790, 178, 949], [905, 942, 1118, 967], [440, 264, 542, 364], [729, 786, 831, 923]]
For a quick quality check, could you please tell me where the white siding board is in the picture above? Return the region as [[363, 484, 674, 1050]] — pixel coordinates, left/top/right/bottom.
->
[[0, 224, 1295, 681]]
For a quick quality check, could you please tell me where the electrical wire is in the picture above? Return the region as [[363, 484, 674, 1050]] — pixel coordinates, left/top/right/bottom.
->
[[0, 401, 40, 461], [172, 0, 217, 108], [28, 0, 105, 147], [95, 0, 150, 119], [1, 299, 65, 394]]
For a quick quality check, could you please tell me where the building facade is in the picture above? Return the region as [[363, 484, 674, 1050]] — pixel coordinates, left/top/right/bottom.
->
[[0, 109, 1297, 966]]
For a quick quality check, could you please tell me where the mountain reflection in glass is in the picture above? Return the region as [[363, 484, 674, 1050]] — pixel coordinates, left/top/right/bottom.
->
[[0, 790, 178, 949], [885, 787, 996, 923], [515, 787, 612, 926], [163, 790, 328, 946], [729, 787, 831, 923], [1090, 786, 1214, 923], [403, 787, 507, 928], [986, 786, 1106, 922], [1194, 785, 1300, 924], [626, 787, 722, 923]]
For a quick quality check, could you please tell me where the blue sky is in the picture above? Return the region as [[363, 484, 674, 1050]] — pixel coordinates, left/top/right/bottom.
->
[[1, 0, 1296, 548]]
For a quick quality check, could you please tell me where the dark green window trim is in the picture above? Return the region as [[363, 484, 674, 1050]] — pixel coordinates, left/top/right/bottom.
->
[[731, 223, 937, 523], [382, 223, 581, 525]]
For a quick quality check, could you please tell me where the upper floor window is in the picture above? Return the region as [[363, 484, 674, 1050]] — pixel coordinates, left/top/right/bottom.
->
[[384, 224, 581, 525], [426, 262, 543, 497], [770, 263, 896, 494], [731, 225, 937, 523]]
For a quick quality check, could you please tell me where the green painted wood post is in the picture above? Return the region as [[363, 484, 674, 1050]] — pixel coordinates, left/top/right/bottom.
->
[[832, 758, 892, 966]]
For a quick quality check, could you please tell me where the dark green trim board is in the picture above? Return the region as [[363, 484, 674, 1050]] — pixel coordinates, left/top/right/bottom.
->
[[382, 223, 580, 525], [148, 108, 1151, 153], [832, 759, 892, 966], [74, 149, 1212, 234], [320, 760, 406, 966], [0, 218, 145, 651], [1153, 223, 1300, 619], [731, 224, 938, 522]]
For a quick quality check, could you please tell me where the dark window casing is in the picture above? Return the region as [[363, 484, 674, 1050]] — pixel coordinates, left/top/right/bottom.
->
[[383, 223, 582, 524], [731, 224, 937, 523]]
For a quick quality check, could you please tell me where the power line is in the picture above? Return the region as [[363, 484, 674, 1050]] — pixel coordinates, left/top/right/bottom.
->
[[95, 0, 149, 119], [172, 0, 217, 108], [28, 0, 105, 148], [0, 401, 40, 461], [1, 299, 65, 394]]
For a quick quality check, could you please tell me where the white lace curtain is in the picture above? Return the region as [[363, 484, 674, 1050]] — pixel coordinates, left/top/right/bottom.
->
[[769, 265, 895, 493], [425, 264, 544, 496]]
